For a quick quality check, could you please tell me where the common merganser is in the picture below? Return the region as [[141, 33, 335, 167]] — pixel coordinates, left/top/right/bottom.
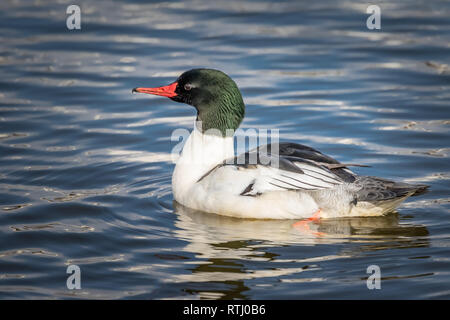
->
[[133, 69, 428, 220]]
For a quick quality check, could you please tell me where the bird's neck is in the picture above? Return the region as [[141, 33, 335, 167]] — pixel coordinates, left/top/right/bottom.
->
[[172, 124, 234, 198]]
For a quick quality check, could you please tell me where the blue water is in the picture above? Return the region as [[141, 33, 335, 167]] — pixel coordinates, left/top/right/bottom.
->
[[0, 0, 449, 299]]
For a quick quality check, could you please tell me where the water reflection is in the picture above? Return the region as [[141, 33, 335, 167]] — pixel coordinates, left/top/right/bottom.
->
[[172, 201, 430, 298], [174, 201, 429, 244]]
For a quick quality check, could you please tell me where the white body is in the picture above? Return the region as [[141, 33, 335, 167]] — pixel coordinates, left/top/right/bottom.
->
[[171, 127, 396, 219]]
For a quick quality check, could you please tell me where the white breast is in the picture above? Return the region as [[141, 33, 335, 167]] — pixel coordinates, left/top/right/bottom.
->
[[172, 126, 234, 204]]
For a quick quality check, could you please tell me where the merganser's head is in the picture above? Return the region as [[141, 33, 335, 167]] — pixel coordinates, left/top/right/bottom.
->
[[133, 68, 245, 136]]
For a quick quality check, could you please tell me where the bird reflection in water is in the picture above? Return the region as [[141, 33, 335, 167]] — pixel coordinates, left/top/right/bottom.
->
[[171, 201, 429, 299], [173, 200, 429, 243]]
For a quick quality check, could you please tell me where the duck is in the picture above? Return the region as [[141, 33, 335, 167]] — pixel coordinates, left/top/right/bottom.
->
[[132, 68, 428, 220]]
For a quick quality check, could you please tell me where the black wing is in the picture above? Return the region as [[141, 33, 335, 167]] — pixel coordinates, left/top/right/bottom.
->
[[198, 142, 364, 196]]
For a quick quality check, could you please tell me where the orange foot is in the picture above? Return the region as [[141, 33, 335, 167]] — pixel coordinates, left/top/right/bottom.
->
[[292, 209, 325, 237]]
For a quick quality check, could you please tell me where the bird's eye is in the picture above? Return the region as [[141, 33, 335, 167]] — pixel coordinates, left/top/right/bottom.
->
[[184, 83, 192, 91]]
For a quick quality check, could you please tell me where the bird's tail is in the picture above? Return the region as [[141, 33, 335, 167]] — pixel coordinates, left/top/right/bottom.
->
[[409, 184, 429, 197], [353, 176, 429, 216]]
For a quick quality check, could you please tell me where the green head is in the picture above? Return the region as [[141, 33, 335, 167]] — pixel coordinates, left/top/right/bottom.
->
[[133, 69, 245, 136]]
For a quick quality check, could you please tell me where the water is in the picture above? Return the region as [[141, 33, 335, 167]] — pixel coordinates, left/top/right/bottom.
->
[[0, 0, 449, 299]]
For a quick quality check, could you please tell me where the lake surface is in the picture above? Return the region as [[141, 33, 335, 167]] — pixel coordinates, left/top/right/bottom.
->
[[0, 0, 449, 299]]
